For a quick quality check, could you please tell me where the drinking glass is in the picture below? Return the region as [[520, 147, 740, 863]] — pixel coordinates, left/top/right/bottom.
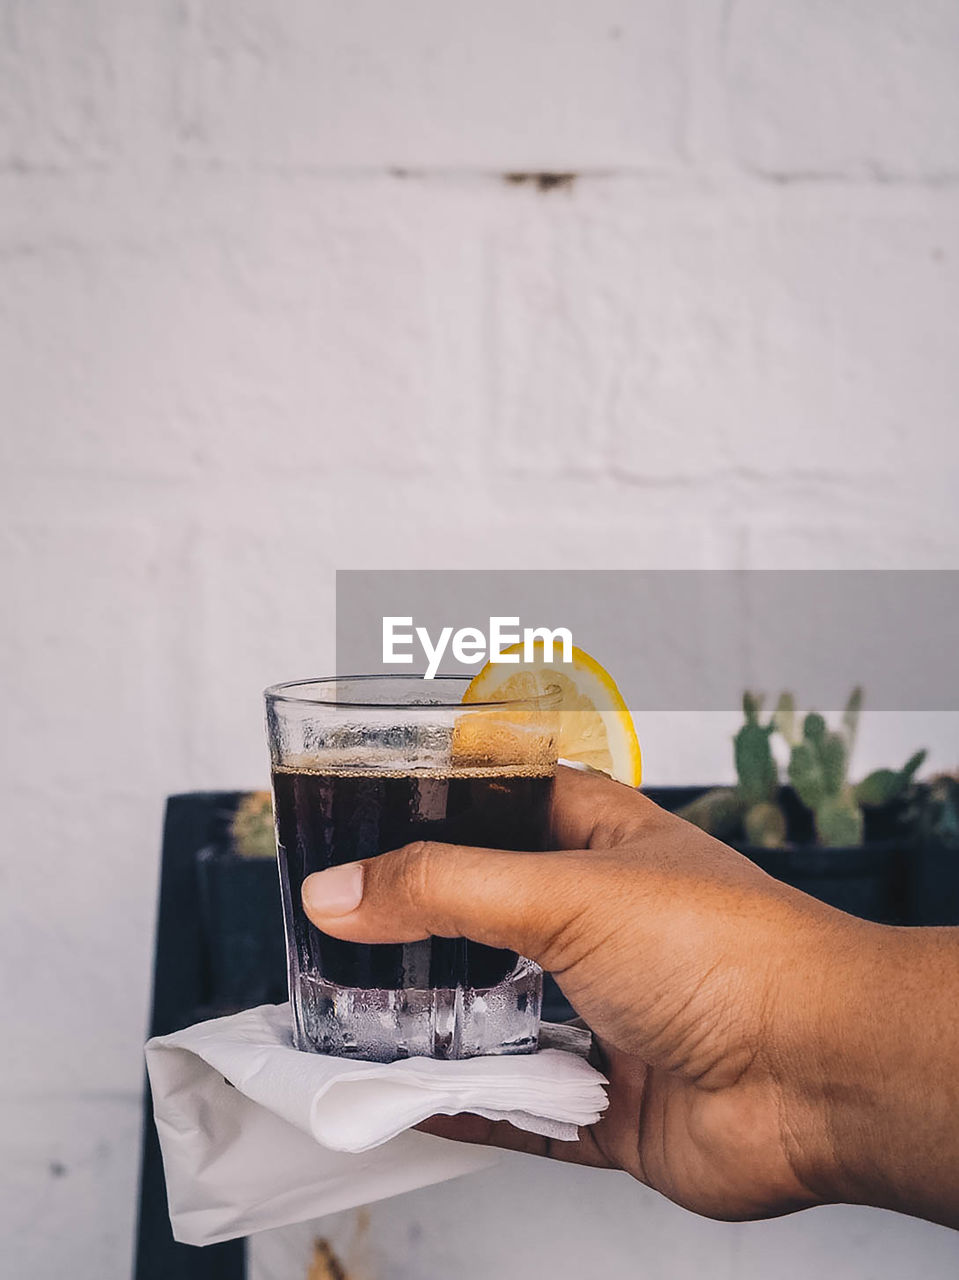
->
[[264, 675, 559, 1061]]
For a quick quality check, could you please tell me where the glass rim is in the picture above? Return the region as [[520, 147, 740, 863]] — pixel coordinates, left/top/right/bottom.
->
[[263, 673, 562, 711]]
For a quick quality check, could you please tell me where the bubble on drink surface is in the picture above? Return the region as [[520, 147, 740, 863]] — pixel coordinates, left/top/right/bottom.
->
[[451, 706, 557, 772]]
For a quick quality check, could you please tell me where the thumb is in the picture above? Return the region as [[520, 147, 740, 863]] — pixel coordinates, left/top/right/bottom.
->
[[301, 841, 600, 974]]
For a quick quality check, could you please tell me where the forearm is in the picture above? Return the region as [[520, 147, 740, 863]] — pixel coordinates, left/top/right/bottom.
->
[[785, 919, 959, 1226]]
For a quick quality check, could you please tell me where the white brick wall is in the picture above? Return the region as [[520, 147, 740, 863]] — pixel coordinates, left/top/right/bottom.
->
[[727, 0, 959, 179], [171, 0, 685, 170], [2, 3, 958, 1277]]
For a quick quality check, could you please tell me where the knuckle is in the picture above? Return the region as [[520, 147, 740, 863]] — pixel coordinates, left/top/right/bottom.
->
[[391, 839, 439, 908]]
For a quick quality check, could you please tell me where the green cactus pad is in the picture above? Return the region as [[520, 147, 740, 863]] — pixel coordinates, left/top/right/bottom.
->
[[814, 795, 865, 848], [772, 692, 799, 747], [735, 721, 778, 807], [743, 801, 788, 848], [742, 691, 764, 725], [842, 686, 863, 749], [788, 741, 828, 812], [819, 732, 849, 797], [855, 749, 928, 808], [803, 712, 827, 747], [675, 787, 745, 840]]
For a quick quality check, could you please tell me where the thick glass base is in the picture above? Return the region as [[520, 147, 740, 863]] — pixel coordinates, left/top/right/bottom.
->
[[291, 958, 543, 1062]]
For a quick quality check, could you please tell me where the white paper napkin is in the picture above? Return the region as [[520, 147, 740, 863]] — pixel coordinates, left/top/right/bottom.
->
[[145, 1002, 608, 1246]]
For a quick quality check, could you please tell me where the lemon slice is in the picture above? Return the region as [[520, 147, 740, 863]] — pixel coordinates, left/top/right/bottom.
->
[[462, 643, 642, 786]]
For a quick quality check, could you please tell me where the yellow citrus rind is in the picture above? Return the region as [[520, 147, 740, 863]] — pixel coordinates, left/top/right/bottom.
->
[[461, 642, 642, 786]]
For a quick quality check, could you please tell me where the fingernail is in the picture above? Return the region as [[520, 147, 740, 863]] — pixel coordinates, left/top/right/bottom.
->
[[302, 864, 364, 916]]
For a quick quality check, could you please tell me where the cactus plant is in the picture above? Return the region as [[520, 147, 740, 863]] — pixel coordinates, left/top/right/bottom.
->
[[786, 699, 865, 846], [772, 691, 800, 747], [674, 787, 745, 841], [678, 688, 925, 850], [230, 791, 277, 859], [735, 692, 779, 807], [734, 692, 787, 846], [743, 800, 787, 848], [678, 691, 778, 841], [841, 685, 863, 753], [854, 750, 927, 809]]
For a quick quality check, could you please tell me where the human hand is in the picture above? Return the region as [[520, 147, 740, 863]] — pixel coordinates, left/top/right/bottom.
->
[[302, 767, 959, 1227]]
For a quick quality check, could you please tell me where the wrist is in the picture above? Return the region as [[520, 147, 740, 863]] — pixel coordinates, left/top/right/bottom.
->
[[774, 912, 959, 1225], [770, 911, 907, 1209]]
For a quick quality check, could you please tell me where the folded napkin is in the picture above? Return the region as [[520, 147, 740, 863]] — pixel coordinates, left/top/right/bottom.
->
[[145, 1002, 608, 1246]]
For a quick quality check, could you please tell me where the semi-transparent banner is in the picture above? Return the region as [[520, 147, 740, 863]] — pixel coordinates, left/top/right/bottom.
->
[[334, 571, 959, 712]]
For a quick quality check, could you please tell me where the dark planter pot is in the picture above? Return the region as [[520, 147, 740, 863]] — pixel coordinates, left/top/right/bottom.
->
[[738, 841, 907, 924], [903, 780, 959, 926], [644, 786, 912, 926], [911, 834, 959, 926], [912, 843, 959, 925], [195, 845, 288, 1011]]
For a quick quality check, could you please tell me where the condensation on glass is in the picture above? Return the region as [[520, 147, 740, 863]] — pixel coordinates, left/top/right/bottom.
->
[[264, 675, 559, 1062]]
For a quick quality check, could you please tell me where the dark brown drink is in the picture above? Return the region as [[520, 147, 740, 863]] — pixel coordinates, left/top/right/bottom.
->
[[272, 765, 554, 992]]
